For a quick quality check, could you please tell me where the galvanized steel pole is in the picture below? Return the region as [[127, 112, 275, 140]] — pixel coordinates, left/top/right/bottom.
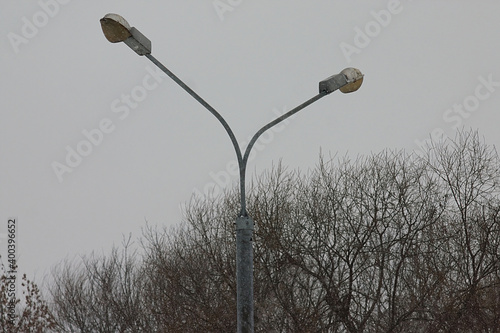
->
[[235, 216, 254, 332]]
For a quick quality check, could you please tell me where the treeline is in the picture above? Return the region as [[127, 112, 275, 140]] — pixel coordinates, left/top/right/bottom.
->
[[46, 130, 500, 332]]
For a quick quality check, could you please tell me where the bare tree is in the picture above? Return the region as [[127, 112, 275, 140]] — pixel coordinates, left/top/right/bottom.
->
[[422, 130, 500, 332], [48, 129, 500, 332], [49, 237, 148, 332]]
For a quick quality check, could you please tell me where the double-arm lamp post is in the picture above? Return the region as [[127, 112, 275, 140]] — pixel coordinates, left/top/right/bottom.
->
[[100, 14, 363, 333]]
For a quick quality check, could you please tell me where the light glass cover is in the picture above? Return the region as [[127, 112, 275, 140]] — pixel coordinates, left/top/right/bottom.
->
[[339, 68, 364, 93], [100, 14, 132, 43]]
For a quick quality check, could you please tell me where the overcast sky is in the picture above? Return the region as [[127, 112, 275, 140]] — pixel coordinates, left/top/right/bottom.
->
[[1, 1, 500, 283]]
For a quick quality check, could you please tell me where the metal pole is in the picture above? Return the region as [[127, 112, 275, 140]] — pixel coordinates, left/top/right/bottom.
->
[[236, 216, 254, 333]]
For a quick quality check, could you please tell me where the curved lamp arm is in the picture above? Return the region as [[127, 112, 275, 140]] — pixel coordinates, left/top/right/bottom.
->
[[145, 54, 244, 165], [145, 54, 248, 215], [238, 93, 324, 214]]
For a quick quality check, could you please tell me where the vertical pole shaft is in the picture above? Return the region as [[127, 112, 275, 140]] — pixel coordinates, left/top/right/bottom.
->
[[236, 216, 254, 333]]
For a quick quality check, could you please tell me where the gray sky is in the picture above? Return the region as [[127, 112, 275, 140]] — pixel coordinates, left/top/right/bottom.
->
[[1, 1, 500, 282]]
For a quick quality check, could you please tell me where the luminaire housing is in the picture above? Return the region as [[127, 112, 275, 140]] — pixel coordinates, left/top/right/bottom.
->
[[100, 14, 151, 56], [319, 67, 364, 95]]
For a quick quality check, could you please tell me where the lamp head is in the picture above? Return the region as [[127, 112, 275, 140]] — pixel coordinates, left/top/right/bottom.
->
[[100, 14, 152, 55], [339, 68, 364, 93], [100, 14, 132, 43], [319, 68, 364, 95]]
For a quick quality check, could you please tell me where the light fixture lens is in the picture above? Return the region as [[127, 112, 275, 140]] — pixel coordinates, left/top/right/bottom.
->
[[339, 68, 364, 93], [100, 14, 132, 43]]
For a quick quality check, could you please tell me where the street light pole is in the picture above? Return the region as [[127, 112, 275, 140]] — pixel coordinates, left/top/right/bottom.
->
[[100, 14, 363, 333]]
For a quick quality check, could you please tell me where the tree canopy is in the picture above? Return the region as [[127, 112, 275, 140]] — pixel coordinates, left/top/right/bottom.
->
[[47, 130, 500, 332]]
